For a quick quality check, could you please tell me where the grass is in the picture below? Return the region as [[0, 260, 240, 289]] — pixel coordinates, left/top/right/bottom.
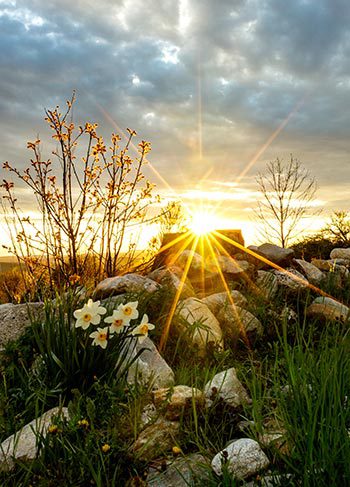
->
[[0, 278, 350, 486]]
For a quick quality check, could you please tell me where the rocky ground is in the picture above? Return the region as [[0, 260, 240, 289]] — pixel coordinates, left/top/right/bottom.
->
[[1, 242, 350, 485]]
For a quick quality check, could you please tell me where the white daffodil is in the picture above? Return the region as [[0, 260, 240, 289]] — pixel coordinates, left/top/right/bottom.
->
[[118, 301, 139, 321], [131, 314, 155, 343], [104, 309, 130, 334], [89, 327, 109, 349], [73, 299, 107, 330]]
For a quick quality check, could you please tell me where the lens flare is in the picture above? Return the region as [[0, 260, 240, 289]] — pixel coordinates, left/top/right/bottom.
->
[[189, 210, 218, 236]]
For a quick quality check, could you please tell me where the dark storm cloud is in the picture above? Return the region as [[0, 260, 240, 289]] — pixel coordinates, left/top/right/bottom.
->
[[0, 0, 350, 200]]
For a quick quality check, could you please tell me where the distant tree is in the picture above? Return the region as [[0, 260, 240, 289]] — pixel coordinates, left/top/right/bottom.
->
[[158, 200, 189, 235], [291, 235, 335, 261], [322, 211, 350, 245], [255, 156, 318, 248]]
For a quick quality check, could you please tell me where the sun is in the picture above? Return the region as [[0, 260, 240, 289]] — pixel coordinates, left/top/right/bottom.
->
[[189, 210, 218, 236]]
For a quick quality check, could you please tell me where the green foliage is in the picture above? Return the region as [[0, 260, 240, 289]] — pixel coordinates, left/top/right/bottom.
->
[[30, 293, 145, 397], [291, 234, 337, 260]]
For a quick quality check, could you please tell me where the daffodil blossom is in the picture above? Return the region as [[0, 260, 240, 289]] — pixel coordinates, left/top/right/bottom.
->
[[104, 309, 130, 334], [118, 301, 139, 321], [89, 327, 109, 349], [131, 314, 155, 343], [73, 299, 107, 330]]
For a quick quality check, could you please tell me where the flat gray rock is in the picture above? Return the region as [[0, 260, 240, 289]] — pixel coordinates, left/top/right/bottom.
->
[[146, 453, 209, 486], [204, 367, 251, 408], [132, 417, 180, 462], [273, 268, 308, 291], [0, 302, 44, 349], [307, 297, 349, 322], [330, 248, 350, 260], [256, 243, 294, 265], [176, 298, 223, 354], [211, 438, 269, 479], [255, 270, 278, 300], [217, 305, 263, 342], [125, 336, 175, 389], [201, 290, 248, 314], [93, 273, 161, 300], [0, 407, 68, 471], [294, 259, 325, 285]]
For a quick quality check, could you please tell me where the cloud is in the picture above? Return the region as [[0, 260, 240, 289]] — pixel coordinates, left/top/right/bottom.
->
[[0, 0, 349, 221]]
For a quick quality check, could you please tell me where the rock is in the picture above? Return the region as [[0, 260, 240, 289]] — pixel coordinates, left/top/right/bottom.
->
[[201, 290, 248, 315], [148, 267, 195, 299], [211, 438, 269, 479], [256, 243, 294, 266], [176, 298, 223, 353], [146, 453, 209, 486], [0, 407, 69, 471], [307, 297, 349, 322], [217, 305, 263, 343], [176, 250, 203, 272], [212, 230, 245, 255], [93, 273, 161, 300], [258, 418, 288, 455], [153, 385, 204, 420], [330, 248, 350, 260], [273, 268, 308, 291], [132, 417, 180, 462], [126, 336, 175, 389], [329, 258, 350, 267], [0, 302, 44, 350], [255, 270, 278, 300], [204, 367, 251, 408], [206, 255, 251, 279], [294, 259, 325, 285], [311, 259, 339, 271]]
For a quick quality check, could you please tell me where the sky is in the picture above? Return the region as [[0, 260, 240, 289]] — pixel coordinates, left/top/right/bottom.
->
[[1, 0, 350, 251]]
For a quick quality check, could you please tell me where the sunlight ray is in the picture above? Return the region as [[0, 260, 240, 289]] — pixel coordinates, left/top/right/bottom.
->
[[204, 234, 250, 348], [213, 230, 345, 303], [159, 235, 200, 351], [197, 59, 203, 161], [156, 230, 192, 256], [166, 233, 197, 268], [208, 232, 263, 297]]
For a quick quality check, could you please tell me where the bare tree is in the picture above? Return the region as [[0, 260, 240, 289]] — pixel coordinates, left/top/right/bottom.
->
[[255, 156, 318, 248]]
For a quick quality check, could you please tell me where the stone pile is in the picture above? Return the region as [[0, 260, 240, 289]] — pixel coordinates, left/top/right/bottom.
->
[[1, 242, 350, 483]]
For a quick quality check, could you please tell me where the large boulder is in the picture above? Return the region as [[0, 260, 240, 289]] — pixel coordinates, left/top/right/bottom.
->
[[176, 298, 223, 353], [307, 297, 349, 322], [217, 305, 263, 343], [93, 273, 161, 300], [0, 407, 68, 471], [211, 438, 269, 479], [256, 243, 294, 266], [294, 259, 325, 286], [125, 336, 175, 389], [201, 290, 248, 315], [330, 248, 350, 260], [204, 367, 251, 408], [0, 302, 44, 350]]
